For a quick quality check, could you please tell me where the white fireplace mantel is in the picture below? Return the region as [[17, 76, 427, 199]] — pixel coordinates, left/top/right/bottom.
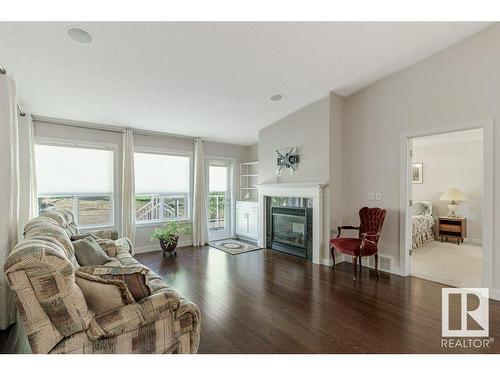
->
[[256, 181, 329, 265]]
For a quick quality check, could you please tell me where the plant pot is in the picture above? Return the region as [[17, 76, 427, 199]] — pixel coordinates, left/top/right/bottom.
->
[[159, 236, 179, 257]]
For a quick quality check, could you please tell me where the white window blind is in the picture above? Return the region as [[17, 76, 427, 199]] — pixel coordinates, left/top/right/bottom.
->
[[134, 152, 190, 194], [209, 166, 228, 192], [35, 144, 114, 195]]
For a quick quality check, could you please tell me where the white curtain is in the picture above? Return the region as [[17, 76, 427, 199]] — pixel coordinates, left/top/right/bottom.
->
[[29, 117, 38, 219], [121, 129, 136, 244], [18, 113, 38, 230], [192, 138, 209, 246], [0, 73, 20, 329]]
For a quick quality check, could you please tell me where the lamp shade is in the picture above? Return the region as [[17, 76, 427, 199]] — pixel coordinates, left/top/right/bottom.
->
[[440, 188, 468, 201]]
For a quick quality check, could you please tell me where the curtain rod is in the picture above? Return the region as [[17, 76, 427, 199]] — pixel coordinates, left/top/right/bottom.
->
[[31, 115, 196, 140], [0, 66, 26, 117]]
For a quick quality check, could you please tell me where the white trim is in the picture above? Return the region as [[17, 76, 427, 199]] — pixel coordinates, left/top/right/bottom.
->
[[257, 181, 329, 265], [33, 114, 196, 140], [399, 119, 494, 291], [132, 244, 160, 254], [135, 238, 193, 254], [35, 135, 117, 151], [134, 145, 193, 158], [490, 289, 500, 302], [136, 218, 191, 228], [321, 257, 333, 266], [331, 253, 403, 275]]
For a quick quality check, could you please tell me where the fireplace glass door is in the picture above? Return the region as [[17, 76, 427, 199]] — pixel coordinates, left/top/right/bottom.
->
[[273, 213, 306, 248]]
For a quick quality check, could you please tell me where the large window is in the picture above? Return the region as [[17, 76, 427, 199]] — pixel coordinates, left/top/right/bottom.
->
[[35, 143, 115, 228], [134, 151, 190, 223]]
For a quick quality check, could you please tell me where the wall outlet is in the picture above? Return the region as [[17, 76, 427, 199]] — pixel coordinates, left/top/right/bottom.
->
[[375, 192, 382, 201], [368, 192, 375, 200]]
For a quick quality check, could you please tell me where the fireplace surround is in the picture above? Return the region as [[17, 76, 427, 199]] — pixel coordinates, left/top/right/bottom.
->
[[257, 182, 329, 265], [266, 198, 312, 259]]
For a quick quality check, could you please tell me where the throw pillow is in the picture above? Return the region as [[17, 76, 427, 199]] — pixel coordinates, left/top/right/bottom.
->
[[95, 238, 118, 257], [73, 235, 111, 266], [75, 271, 135, 315], [70, 233, 100, 241], [79, 266, 152, 301]]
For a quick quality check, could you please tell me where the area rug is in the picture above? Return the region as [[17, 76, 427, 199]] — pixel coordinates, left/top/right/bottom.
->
[[209, 239, 261, 255]]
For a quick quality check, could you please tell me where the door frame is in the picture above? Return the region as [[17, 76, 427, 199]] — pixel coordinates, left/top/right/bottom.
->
[[399, 118, 494, 289], [206, 156, 235, 240]]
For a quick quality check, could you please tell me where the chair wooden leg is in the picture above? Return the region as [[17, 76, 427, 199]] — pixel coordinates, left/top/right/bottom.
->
[[375, 254, 380, 279], [352, 256, 357, 281], [330, 245, 336, 269]]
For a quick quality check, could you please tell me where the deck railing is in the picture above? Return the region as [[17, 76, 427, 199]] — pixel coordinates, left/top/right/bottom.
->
[[209, 192, 225, 231], [136, 195, 185, 222]]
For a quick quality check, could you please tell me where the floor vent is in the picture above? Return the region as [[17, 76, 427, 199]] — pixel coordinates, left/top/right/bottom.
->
[[366, 254, 393, 272], [378, 255, 393, 272]]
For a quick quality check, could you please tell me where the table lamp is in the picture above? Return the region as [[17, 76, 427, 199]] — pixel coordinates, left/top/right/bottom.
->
[[440, 188, 468, 217]]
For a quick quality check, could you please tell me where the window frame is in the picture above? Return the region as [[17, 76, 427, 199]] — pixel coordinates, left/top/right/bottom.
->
[[35, 137, 118, 230], [133, 146, 193, 226]]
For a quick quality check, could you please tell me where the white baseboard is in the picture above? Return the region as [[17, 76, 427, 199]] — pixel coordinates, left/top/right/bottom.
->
[[489, 288, 500, 301], [468, 238, 482, 245], [320, 257, 332, 267], [135, 239, 193, 254], [321, 253, 402, 276], [134, 244, 160, 254]]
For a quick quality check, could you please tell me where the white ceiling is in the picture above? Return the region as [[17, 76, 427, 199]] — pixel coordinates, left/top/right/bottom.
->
[[0, 22, 492, 145]]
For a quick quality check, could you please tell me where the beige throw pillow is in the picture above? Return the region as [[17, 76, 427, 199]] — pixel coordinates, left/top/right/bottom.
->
[[79, 266, 152, 301], [72, 235, 111, 266], [75, 271, 135, 315]]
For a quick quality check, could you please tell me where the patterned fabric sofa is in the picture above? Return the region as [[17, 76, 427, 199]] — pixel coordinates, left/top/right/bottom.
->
[[4, 208, 200, 354]]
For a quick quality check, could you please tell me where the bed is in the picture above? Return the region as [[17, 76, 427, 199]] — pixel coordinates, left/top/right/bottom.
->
[[412, 201, 435, 249]]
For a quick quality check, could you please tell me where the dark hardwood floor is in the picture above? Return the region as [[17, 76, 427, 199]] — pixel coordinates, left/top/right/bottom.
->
[[2, 245, 499, 353], [138, 246, 500, 354]]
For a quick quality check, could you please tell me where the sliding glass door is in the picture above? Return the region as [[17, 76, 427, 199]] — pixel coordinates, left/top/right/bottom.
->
[[208, 160, 232, 241]]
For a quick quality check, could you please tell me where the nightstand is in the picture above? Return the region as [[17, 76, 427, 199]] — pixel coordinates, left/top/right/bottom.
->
[[438, 216, 467, 245]]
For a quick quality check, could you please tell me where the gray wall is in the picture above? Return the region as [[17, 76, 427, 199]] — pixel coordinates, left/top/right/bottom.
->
[[258, 96, 330, 184], [342, 24, 499, 287], [246, 142, 258, 162]]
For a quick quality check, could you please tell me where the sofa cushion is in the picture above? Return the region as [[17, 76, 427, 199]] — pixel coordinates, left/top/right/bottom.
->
[[75, 271, 135, 315], [87, 289, 181, 341], [79, 266, 152, 301], [73, 236, 111, 266]]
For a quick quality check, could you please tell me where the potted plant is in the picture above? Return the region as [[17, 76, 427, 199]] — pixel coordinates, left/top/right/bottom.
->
[[150, 222, 192, 257]]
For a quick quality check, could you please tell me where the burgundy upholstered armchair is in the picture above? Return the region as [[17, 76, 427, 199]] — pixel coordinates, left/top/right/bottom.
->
[[330, 207, 386, 281]]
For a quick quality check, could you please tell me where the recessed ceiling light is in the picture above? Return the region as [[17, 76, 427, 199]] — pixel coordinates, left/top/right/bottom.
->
[[270, 94, 282, 101], [67, 27, 93, 45]]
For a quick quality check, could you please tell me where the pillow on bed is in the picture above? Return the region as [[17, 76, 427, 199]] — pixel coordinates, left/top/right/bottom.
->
[[412, 201, 432, 216]]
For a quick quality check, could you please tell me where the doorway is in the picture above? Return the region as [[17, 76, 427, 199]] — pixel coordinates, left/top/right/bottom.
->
[[208, 159, 233, 241], [400, 120, 493, 289]]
